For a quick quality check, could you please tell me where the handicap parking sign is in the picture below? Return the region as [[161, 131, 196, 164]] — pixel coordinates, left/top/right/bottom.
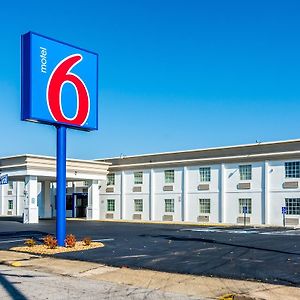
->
[[242, 206, 248, 214], [0, 174, 8, 185], [282, 207, 287, 214]]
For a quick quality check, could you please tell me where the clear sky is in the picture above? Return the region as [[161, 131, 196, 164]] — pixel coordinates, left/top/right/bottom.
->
[[0, 0, 300, 160]]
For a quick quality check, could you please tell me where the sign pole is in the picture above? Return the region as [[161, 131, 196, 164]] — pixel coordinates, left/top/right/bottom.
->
[[56, 125, 67, 246], [282, 207, 287, 228]]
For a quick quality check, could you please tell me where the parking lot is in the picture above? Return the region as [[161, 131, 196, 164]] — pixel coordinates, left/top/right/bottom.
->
[[0, 218, 299, 287]]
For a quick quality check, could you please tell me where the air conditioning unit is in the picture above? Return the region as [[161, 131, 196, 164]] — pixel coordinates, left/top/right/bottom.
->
[[106, 187, 114, 193], [105, 213, 114, 219], [198, 184, 209, 191], [286, 218, 299, 225], [162, 215, 173, 221], [197, 215, 209, 222], [237, 216, 250, 224], [133, 214, 142, 220], [163, 185, 173, 191], [283, 182, 298, 189], [132, 186, 142, 192]]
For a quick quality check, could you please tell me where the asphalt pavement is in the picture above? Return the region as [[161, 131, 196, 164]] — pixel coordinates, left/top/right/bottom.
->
[[0, 218, 299, 287]]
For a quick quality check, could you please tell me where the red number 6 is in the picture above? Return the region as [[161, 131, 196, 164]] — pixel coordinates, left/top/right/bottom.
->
[[47, 54, 90, 126]]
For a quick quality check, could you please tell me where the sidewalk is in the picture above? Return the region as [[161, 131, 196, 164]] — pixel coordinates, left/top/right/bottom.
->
[[1, 250, 300, 299]]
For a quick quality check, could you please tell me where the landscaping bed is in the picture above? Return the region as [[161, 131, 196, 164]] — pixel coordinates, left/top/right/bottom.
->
[[10, 241, 104, 255], [9, 234, 104, 255]]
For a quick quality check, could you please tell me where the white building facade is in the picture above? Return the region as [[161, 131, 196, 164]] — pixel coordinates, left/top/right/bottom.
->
[[1, 140, 300, 227], [97, 140, 300, 227]]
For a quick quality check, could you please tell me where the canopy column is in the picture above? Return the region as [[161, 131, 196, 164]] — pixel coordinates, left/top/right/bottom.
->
[[23, 175, 38, 223], [87, 180, 99, 220]]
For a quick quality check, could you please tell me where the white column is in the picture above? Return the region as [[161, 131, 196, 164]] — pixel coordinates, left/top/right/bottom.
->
[[0, 184, 4, 215], [220, 164, 226, 223], [87, 180, 99, 220], [150, 169, 155, 220], [73, 183, 77, 218], [42, 181, 51, 218], [16, 182, 22, 216], [182, 166, 188, 221], [120, 171, 125, 219], [23, 176, 38, 224], [263, 161, 269, 225]]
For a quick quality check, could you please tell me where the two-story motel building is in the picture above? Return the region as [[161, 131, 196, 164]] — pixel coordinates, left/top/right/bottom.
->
[[1, 139, 300, 227]]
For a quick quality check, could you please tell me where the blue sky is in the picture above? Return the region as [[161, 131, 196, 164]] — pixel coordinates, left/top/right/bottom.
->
[[1, 0, 300, 159]]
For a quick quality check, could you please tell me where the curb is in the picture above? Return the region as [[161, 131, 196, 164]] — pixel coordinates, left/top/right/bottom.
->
[[66, 218, 297, 229], [66, 218, 232, 227]]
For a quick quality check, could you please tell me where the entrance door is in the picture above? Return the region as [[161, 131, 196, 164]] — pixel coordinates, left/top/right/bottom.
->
[[75, 194, 88, 218]]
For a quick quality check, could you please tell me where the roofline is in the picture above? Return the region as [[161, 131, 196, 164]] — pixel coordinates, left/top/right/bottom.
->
[[0, 154, 111, 165], [95, 138, 300, 161], [108, 150, 300, 170]]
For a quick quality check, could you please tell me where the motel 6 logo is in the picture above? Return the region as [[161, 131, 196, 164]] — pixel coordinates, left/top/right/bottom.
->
[[47, 54, 90, 127], [21, 32, 98, 131]]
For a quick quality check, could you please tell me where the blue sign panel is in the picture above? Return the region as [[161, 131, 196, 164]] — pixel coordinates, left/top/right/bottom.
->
[[242, 206, 248, 214], [0, 174, 8, 185], [21, 32, 98, 131], [282, 207, 287, 214]]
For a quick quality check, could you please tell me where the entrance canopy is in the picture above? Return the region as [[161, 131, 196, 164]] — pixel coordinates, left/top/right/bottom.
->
[[0, 154, 110, 182]]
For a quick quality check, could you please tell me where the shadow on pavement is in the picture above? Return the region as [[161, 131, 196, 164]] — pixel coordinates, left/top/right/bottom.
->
[[140, 234, 300, 256], [0, 216, 23, 223], [0, 272, 28, 300], [0, 231, 49, 240]]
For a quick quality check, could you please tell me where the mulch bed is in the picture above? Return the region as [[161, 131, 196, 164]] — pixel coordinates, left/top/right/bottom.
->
[[10, 241, 104, 255]]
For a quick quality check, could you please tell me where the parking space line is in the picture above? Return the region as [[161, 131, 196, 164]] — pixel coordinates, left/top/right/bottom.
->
[[93, 238, 115, 242], [181, 228, 300, 236], [0, 239, 26, 244], [117, 254, 149, 259], [197, 247, 217, 252]]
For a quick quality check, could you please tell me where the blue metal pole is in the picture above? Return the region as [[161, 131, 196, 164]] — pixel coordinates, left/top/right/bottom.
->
[[56, 126, 67, 246]]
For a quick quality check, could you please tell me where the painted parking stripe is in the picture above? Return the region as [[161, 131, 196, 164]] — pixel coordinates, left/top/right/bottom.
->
[[0, 239, 26, 244], [181, 228, 300, 236], [93, 238, 115, 242], [260, 231, 300, 236], [196, 247, 217, 252], [117, 254, 149, 259], [181, 228, 223, 233]]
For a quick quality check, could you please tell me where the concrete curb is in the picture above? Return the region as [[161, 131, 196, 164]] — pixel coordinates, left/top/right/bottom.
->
[[66, 218, 297, 229]]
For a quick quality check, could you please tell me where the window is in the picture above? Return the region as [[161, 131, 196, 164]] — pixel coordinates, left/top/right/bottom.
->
[[134, 172, 143, 185], [285, 198, 300, 215], [199, 199, 210, 214], [199, 167, 211, 182], [107, 199, 115, 212], [239, 198, 252, 214], [8, 200, 13, 210], [165, 199, 174, 212], [285, 162, 300, 178], [134, 199, 143, 212], [8, 181, 13, 190], [164, 170, 174, 184], [107, 173, 115, 186], [239, 165, 252, 180]]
